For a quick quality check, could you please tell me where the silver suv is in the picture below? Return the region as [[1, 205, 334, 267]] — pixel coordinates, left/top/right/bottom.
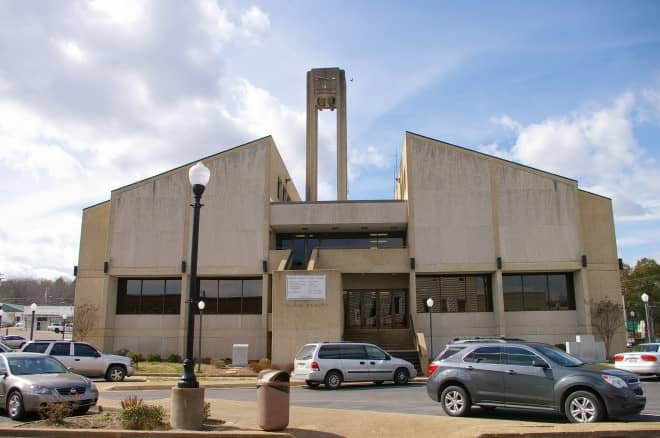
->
[[21, 340, 135, 381], [292, 342, 417, 389]]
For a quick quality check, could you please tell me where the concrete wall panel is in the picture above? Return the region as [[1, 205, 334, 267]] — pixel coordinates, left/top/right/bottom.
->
[[496, 165, 579, 262], [406, 135, 495, 266]]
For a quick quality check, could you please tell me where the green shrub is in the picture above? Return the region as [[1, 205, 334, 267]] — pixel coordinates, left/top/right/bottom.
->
[[210, 358, 226, 369], [120, 396, 164, 430], [146, 353, 162, 362], [127, 353, 143, 369], [166, 354, 182, 363], [39, 401, 73, 424]]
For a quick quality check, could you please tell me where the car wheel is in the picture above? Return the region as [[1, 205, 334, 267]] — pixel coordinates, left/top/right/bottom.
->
[[440, 385, 471, 417], [324, 371, 342, 389], [393, 368, 409, 385], [106, 365, 126, 382], [564, 390, 603, 423], [305, 380, 320, 388], [7, 391, 25, 420]]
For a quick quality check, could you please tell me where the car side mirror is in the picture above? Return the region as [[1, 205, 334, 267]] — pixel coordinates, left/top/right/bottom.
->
[[532, 359, 549, 368], [385, 355, 391, 361]]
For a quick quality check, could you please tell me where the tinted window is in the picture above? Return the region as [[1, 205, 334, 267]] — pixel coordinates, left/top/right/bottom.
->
[[51, 343, 71, 356], [504, 273, 575, 311], [295, 345, 317, 360], [436, 347, 466, 361], [530, 344, 583, 367], [74, 343, 99, 357], [23, 343, 49, 353], [416, 275, 493, 313], [318, 345, 342, 359], [365, 345, 387, 360], [632, 344, 660, 353], [198, 278, 262, 315], [117, 278, 181, 314], [505, 347, 542, 366], [341, 345, 367, 359], [464, 346, 502, 364]]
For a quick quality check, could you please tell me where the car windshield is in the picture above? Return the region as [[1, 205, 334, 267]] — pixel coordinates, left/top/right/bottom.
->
[[295, 345, 316, 360], [631, 344, 660, 352], [530, 345, 584, 367], [8, 357, 68, 375]]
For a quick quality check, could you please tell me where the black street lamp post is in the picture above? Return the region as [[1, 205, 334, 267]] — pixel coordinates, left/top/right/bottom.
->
[[178, 162, 210, 389], [642, 293, 652, 343], [29, 303, 37, 341], [197, 300, 205, 372], [426, 297, 434, 360]]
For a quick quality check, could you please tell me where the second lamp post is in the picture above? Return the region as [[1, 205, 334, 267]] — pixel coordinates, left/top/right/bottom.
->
[[179, 162, 210, 389]]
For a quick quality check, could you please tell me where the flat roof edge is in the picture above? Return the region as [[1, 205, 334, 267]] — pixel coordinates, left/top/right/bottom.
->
[[83, 199, 111, 211], [578, 188, 612, 200]]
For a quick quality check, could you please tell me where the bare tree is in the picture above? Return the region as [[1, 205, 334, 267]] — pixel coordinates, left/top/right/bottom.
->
[[591, 299, 624, 359], [72, 303, 99, 341]]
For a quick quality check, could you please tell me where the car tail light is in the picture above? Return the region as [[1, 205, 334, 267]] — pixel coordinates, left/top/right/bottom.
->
[[614, 354, 624, 362], [428, 362, 439, 376], [641, 355, 658, 362], [311, 361, 320, 371]]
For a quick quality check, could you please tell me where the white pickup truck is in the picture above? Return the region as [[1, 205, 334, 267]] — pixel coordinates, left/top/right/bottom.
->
[[47, 323, 73, 333]]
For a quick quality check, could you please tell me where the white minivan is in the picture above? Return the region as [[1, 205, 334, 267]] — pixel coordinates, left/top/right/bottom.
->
[[292, 342, 417, 389]]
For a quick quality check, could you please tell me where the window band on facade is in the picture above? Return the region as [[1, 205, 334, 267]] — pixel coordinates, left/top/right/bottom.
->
[[416, 274, 493, 313], [198, 278, 263, 315], [116, 278, 182, 315], [503, 273, 575, 311]]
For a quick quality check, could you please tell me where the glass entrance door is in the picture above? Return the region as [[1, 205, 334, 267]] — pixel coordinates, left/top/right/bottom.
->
[[344, 290, 408, 329]]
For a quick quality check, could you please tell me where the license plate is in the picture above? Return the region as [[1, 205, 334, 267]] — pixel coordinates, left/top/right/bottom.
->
[[296, 362, 307, 369], [625, 358, 638, 362]]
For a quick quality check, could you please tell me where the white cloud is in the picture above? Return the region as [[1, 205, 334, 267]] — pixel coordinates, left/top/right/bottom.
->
[[240, 6, 270, 40], [489, 115, 522, 132], [488, 92, 660, 220], [0, 2, 305, 279], [88, 0, 147, 29], [52, 39, 89, 64], [198, 0, 236, 52]]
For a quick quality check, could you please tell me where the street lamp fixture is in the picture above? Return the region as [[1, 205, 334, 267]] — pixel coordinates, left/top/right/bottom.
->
[[178, 162, 210, 389], [197, 300, 205, 372], [29, 303, 37, 341], [642, 293, 653, 343], [426, 297, 434, 360]]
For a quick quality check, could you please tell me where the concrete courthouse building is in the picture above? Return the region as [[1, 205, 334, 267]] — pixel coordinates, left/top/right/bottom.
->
[[74, 68, 625, 367]]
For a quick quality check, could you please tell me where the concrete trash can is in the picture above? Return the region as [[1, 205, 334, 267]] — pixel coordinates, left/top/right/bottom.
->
[[257, 369, 290, 431]]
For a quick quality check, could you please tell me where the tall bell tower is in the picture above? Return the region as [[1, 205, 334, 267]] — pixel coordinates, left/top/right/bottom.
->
[[306, 67, 347, 201]]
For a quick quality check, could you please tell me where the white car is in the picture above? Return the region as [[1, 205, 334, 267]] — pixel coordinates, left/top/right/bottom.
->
[[614, 343, 660, 375]]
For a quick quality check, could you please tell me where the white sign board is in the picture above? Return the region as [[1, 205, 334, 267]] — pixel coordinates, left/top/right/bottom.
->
[[286, 275, 326, 300]]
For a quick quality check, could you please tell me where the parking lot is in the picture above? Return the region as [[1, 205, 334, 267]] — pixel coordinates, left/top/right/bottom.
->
[[100, 377, 660, 422]]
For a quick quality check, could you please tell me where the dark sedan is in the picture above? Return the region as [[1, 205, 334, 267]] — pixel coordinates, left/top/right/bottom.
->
[[426, 341, 645, 423]]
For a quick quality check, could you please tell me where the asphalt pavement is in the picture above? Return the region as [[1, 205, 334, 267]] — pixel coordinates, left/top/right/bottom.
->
[[100, 377, 660, 422]]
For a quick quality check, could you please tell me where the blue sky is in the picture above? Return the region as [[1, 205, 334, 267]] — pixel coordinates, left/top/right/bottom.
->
[[0, 0, 659, 278]]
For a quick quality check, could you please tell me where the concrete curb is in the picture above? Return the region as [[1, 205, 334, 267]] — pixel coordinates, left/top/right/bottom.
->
[[0, 427, 292, 437], [479, 430, 660, 438]]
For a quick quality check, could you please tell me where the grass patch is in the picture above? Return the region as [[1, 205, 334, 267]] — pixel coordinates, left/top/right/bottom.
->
[[134, 361, 256, 376]]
